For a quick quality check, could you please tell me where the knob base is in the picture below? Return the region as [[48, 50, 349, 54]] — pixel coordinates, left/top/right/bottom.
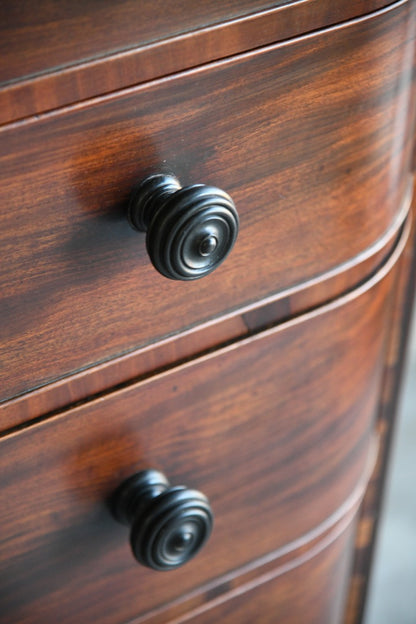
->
[[112, 469, 169, 526], [128, 174, 181, 232]]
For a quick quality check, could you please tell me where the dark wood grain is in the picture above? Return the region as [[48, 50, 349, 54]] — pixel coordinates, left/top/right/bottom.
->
[[0, 0, 285, 84], [0, 198, 406, 433], [177, 516, 357, 624], [0, 238, 403, 623], [0, 0, 396, 124], [344, 179, 416, 624], [1, 3, 414, 406], [139, 499, 363, 624]]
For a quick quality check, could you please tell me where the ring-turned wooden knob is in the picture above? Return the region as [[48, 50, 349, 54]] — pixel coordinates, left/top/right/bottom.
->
[[112, 469, 213, 571], [128, 174, 239, 280]]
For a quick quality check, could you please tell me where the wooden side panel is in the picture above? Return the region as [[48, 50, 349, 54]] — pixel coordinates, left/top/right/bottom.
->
[[345, 182, 416, 624], [0, 243, 401, 624], [1, 3, 414, 404]]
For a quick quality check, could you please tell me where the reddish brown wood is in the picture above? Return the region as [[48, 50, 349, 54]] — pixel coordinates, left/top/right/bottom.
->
[[0, 0, 286, 84], [0, 0, 396, 124], [0, 200, 405, 433], [0, 3, 414, 624], [345, 180, 416, 624], [139, 501, 363, 624], [176, 517, 357, 624], [1, 3, 414, 406], [0, 235, 404, 623]]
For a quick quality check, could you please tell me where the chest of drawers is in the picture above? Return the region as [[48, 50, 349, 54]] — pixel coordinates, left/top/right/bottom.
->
[[1, 2, 415, 623]]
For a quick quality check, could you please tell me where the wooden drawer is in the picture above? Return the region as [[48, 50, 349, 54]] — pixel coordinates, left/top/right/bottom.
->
[[0, 0, 396, 123], [179, 518, 356, 624], [0, 1, 413, 404], [0, 226, 404, 624]]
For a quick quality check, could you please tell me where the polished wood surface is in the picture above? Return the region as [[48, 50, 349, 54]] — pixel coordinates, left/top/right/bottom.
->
[[0, 0, 284, 84], [1, 2, 413, 406], [140, 502, 362, 624], [0, 237, 403, 623], [0, 197, 405, 433], [1, 3, 415, 623], [0, 0, 397, 124], [345, 179, 416, 624], [180, 517, 356, 624]]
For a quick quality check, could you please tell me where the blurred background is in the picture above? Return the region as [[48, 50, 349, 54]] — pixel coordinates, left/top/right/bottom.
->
[[364, 302, 416, 624]]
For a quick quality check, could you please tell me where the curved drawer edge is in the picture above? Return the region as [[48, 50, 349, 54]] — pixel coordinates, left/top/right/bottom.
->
[[0, 181, 412, 434], [0, 227, 402, 622], [131, 436, 378, 624], [0, 0, 405, 126]]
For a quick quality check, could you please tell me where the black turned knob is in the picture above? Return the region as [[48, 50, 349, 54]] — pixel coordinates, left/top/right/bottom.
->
[[128, 174, 239, 280], [112, 469, 213, 571]]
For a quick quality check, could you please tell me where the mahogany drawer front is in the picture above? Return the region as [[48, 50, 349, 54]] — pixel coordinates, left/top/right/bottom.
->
[[0, 0, 394, 124], [0, 1, 414, 405], [177, 518, 356, 624], [0, 0, 394, 89], [0, 239, 400, 624]]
